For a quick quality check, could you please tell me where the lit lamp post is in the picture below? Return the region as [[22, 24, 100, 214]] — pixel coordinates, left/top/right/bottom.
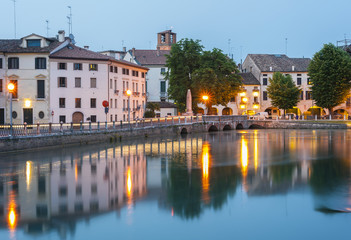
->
[[126, 89, 132, 121], [7, 82, 15, 136], [202, 95, 209, 115]]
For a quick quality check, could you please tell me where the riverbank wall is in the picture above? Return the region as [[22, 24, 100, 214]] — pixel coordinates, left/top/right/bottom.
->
[[0, 120, 349, 153]]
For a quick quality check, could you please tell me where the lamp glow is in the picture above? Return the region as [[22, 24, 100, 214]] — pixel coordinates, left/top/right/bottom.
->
[[7, 83, 15, 92], [24, 100, 31, 108], [126, 89, 132, 96], [202, 95, 209, 101], [242, 97, 248, 103]]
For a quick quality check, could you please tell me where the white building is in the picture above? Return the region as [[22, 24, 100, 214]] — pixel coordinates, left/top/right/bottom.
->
[[49, 34, 148, 123], [0, 32, 68, 124], [242, 54, 313, 117]]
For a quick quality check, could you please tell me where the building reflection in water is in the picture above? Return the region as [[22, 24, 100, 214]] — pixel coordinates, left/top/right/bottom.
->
[[1, 130, 351, 238]]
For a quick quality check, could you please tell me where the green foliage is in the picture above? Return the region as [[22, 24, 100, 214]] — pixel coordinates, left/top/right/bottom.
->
[[146, 102, 160, 112], [165, 39, 242, 113], [144, 110, 155, 118], [266, 72, 300, 114], [308, 44, 351, 114]]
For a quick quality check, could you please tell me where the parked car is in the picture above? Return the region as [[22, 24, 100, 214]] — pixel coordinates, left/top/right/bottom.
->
[[250, 112, 268, 120]]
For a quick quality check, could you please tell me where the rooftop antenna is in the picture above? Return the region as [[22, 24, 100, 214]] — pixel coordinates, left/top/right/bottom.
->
[[285, 38, 288, 55], [228, 38, 231, 57], [46, 20, 49, 37], [122, 40, 125, 48], [12, 0, 17, 38], [240, 45, 243, 66], [67, 6, 72, 34]]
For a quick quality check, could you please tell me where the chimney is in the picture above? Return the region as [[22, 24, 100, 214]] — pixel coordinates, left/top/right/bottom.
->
[[156, 46, 160, 56], [123, 47, 126, 52], [292, 65, 295, 71], [58, 30, 65, 42], [269, 66, 273, 71], [84, 46, 89, 49], [132, 47, 135, 56]]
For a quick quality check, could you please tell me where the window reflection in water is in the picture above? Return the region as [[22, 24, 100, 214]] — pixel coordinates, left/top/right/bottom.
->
[[241, 136, 248, 177], [26, 161, 32, 191]]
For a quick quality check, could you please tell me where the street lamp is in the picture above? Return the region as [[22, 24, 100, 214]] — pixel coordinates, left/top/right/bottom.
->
[[7, 82, 15, 136], [202, 95, 209, 115], [126, 89, 132, 121]]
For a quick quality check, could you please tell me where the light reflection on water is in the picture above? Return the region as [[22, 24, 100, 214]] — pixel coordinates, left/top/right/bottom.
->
[[1, 129, 351, 239]]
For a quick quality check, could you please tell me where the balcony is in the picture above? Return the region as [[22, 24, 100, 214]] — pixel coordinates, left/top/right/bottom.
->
[[114, 90, 119, 95], [133, 92, 140, 97], [160, 92, 167, 100]]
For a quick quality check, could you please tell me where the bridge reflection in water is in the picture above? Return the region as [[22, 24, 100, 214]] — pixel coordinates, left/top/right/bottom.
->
[[1, 129, 351, 239]]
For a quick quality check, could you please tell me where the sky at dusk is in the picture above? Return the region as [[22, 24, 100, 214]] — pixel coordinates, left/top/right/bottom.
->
[[0, 0, 350, 62]]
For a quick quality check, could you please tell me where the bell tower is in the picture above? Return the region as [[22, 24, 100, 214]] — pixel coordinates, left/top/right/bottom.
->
[[157, 30, 176, 50]]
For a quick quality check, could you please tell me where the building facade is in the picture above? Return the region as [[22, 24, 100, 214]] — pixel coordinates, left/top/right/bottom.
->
[[0, 32, 68, 125], [49, 40, 148, 123]]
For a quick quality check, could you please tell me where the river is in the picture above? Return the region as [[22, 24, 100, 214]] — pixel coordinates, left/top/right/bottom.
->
[[0, 129, 351, 240]]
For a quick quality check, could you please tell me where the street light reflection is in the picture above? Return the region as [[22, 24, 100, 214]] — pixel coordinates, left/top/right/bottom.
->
[[202, 142, 210, 203], [127, 167, 132, 198], [26, 161, 32, 191], [241, 136, 248, 177]]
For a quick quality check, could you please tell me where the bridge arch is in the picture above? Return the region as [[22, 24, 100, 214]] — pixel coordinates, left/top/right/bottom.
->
[[236, 123, 244, 129], [223, 124, 232, 131], [180, 128, 188, 134], [208, 125, 219, 132], [249, 124, 264, 129]]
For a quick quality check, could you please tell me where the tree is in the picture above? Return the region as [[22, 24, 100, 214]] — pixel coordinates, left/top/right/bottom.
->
[[191, 48, 242, 114], [144, 102, 160, 118], [165, 39, 203, 112], [266, 72, 300, 116], [165, 39, 242, 113], [308, 44, 351, 116]]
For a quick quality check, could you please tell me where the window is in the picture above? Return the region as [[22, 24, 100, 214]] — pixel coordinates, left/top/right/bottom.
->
[[263, 91, 268, 101], [123, 81, 125, 91], [76, 185, 82, 196], [0, 79, 2, 92], [90, 78, 97, 88], [36, 205, 48, 218], [254, 97, 258, 102], [114, 80, 117, 90], [160, 81, 166, 93], [122, 68, 129, 75], [90, 115, 97, 122], [75, 78, 81, 88], [90, 98, 96, 108], [59, 186, 67, 197], [115, 99, 117, 108], [300, 91, 304, 100], [0, 58, 2, 68], [142, 72, 145, 78], [115, 114, 117, 121], [59, 115, 66, 123], [114, 67, 118, 73], [58, 62, 66, 70], [38, 176, 46, 194], [142, 84, 144, 93], [110, 66, 113, 72], [59, 98, 65, 108], [132, 70, 139, 77], [110, 79, 112, 89], [8, 57, 19, 69], [37, 80, 45, 98], [161, 68, 166, 74], [263, 78, 268, 85], [75, 98, 81, 108], [306, 91, 312, 100], [58, 77, 67, 87], [110, 99, 113, 108], [75, 203, 83, 213], [35, 58, 46, 69], [9, 80, 17, 98], [27, 39, 41, 47], [307, 78, 312, 85], [89, 64, 98, 71], [297, 78, 302, 85], [74, 63, 82, 70]]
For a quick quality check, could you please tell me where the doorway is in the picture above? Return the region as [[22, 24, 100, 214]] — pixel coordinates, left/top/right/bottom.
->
[[23, 108, 33, 124], [0, 108, 4, 124]]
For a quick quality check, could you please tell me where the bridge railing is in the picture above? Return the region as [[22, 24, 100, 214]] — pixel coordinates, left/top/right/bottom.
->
[[0, 115, 203, 138]]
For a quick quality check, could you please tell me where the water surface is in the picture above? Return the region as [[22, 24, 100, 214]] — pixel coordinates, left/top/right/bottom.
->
[[0, 129, 351, 240]]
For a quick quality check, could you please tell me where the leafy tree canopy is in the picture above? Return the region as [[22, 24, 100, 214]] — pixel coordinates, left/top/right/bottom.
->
[[165, 39, 242, 112], [266, 72, 300, 114], [308, 43, 351, 115]]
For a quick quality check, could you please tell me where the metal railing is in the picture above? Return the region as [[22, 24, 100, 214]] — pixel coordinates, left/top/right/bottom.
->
[[0, 115, 205, 138]]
